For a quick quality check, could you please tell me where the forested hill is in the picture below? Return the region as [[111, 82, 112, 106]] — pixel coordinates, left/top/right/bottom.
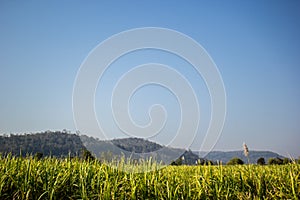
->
[[0, 131, 286, 164], [0, 132, 194, 163], [111, 137, 162, 153], [0, 131, 174, 158], [0, 131, 85, 157]]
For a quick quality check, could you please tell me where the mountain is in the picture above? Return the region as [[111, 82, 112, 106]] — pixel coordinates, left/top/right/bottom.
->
[[0, 131, 85, 157], [197, 150, 285, 164], [0, 131, 285, 164], [0, 132, 185, 163], [79, 135, 185, 164], [111, 137, 162, 153]]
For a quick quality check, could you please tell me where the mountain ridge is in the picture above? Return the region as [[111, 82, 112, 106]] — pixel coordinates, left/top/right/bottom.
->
[[0, 131, 286, 164]]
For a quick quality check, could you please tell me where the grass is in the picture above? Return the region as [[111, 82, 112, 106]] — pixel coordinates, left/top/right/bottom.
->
[[0, 155, 299, 199]]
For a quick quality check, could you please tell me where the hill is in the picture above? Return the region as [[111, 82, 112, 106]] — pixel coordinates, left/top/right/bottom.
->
[[111, 137, 162, 153], [0, 132, 185, 163], [201, 150, 284, 164], [79, 135, 185, 164], [0, 131, 85, 157], [0, 131, 285, 164]]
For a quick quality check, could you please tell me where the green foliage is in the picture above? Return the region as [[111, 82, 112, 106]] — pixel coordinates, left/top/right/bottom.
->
[[0, 155, 299, 199], [170, 159, 182, 166], [227, 157, 244, 165], [283, 158, 291, 164], [81, 149, 95, 161], [112, 137, 162, 153], [257, 157, 265, 165], [201, 159, 214, 165], [268, 157, 283, 165], [34, 152, 43, 160]]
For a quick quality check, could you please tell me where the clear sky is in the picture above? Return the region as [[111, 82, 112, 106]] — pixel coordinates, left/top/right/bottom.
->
[[0, 1, 299, 157]]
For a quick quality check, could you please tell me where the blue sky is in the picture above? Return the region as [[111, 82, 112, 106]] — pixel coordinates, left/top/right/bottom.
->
[[0, 1, 299, 157]]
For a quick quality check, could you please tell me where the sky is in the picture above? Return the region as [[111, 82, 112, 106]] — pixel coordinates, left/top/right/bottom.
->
[[0, 1, 300, 157]]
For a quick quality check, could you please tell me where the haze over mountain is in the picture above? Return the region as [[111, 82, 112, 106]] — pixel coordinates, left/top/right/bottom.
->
[[200, 150, 284, 164]]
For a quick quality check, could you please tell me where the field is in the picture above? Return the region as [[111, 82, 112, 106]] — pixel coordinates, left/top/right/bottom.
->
[[0, 155, 299, 200]]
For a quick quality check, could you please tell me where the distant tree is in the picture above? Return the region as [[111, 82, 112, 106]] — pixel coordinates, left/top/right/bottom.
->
[[268, 158, 276, 165], [257, 157, 265, 165], [227, 157, 244, 165], [268, 157, 283, 165], [34, 152, 43, 160], [283, 158, 291, 164], [203, 160, 214, 165], [170, 159, 182, 166], [195, 159, 214, 166], [275, 157, 283, 165], [170, 156, 185, 166], [82, 149, 95, 161]]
